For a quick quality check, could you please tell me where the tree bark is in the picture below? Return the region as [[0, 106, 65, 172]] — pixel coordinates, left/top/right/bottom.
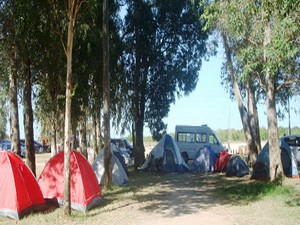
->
[[222, 34, 258, 159], [78, 112, 88, 158], [63, 2, 76, 215], [103, 0, 112, 189], [133, 0, 145, 170], [22, 48, 36, 176], [92, 110, 99, 158], [96, 110, 102, 150], [247, 81, 261, 155], [9, 46, 21, 156], [264, 22, 283, 181], [50, 117, 57, 156]]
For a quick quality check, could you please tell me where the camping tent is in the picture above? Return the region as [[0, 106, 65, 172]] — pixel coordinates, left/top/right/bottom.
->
[[38, 150, 102, 212], [226, 154, 250, 177], [190, 146, 217, 173], [214, 150, 231, 172], [141, 134, 189, 173], [92, 145, 128, 186], [0, 151, 45, 220], [251, 139, 299, 180]]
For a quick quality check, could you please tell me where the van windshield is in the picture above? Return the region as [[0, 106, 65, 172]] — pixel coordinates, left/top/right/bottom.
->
[[209, 134, 219, 145]]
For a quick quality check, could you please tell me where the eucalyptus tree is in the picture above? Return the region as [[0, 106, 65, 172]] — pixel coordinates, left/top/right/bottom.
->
[[122, 0, 210, 168], [0, 87, 7, 139], [71, 0, 123, 165], [14, 0, 48, 176], [203, 0, 300, 181], [0, 0, 22, 157], [0, 4, 9, 139]]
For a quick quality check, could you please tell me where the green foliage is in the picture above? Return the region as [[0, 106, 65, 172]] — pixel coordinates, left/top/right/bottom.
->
[[216, 126, 300, 143], [123, 0, 210, 140]]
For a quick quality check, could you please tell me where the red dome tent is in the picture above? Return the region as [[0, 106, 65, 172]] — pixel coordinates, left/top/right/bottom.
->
[[0, 151, 45, 220], [38, 150, 102, 212], [214, 150, 231, 172]]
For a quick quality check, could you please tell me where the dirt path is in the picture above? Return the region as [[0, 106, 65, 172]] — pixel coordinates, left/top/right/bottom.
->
[[1, 153, 298, 225], [95, 173, 235, 225]]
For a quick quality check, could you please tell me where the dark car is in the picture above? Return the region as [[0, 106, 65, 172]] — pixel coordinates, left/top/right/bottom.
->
[[0, 142, 11, 152], [281, 135, 300, 165]]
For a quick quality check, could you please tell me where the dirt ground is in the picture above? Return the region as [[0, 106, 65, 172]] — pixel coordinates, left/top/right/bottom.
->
[[1, 152, 299, 225]]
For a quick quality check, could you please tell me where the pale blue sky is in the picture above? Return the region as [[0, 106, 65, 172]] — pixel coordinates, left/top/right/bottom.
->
[[161, 47, 300, 135]]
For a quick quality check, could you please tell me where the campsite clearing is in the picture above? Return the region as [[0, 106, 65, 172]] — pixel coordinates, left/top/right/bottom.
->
[[1, 152, 299, 225]]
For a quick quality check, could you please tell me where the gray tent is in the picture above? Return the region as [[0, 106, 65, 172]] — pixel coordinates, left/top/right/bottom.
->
[[141, 134, 189, 173], [226, 154, 250, 177], [92, 144, 128, 186]]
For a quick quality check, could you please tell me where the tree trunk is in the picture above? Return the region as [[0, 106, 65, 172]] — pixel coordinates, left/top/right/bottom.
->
[[103, 0, 112, 189], [9, 46, 21, 156], [247, 81, 261, 155], [92, 111, 99, 158], [133, 0, 145, 170], [264, 22, 283, 181], [134, 117, 145, 168], [96, 110, 102, 150], [63, 8, 75, 216], [78, 112, 88, 158], [50, 117, 57, 156], [222, 34, 258, 157], [22, 48, 36, 176]]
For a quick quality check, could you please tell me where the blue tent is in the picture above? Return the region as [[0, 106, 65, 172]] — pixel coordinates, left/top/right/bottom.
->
[[251, 139, 299, 180], [226, 154, 250, 177], [190, 146, 217, 173], [141, 134, 189, 173]]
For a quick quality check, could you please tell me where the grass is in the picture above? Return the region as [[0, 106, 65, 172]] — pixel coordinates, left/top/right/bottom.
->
[[215, 179, 296, 204], [1, 161, 300, 224]]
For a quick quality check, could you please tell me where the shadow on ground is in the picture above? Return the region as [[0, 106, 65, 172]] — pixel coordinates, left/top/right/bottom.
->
[[97, 171, 298, 219]]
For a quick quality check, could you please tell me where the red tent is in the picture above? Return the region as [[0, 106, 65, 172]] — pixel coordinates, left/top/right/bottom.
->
[[38, 150, 102, 212], [214, 150, 231, 172], [0, 151, 45, 220]]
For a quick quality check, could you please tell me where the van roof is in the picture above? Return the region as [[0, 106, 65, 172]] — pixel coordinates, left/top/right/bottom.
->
[[175, 125, 214, 133]]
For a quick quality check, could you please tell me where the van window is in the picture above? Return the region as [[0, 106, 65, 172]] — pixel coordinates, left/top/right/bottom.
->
[[209, 134, 219, 145], [177, 132, 194, 143], [196, 133, 207, 143]]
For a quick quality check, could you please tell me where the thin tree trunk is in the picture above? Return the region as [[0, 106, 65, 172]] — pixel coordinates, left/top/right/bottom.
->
[[222, 34, 257, 157], [63, 7, 75, 216], [92, 111, 99, 158], [103, 0, 112, 189], [22, 48, 36, 176], [264, 22, 283, 181], [247, 82, 261, 154], [96, 110, 102, 150], [50, 117, 57, 156], [78, 112, 88, 158], [9, 46, 21, 156]]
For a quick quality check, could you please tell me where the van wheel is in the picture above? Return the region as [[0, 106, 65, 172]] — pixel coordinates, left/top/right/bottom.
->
[[181, 152, 189, 163]]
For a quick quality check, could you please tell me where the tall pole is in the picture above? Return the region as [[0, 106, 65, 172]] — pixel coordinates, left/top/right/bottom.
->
[[288, 97, 291, 135]]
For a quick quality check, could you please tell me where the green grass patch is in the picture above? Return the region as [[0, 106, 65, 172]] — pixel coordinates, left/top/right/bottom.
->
[[215, 179, 295, 204]]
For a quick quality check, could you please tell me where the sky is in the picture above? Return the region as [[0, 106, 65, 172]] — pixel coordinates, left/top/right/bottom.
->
[[157, 47, 300, 135]]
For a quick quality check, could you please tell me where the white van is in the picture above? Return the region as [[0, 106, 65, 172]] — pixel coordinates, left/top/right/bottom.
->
[[175, 125, 224, 162]]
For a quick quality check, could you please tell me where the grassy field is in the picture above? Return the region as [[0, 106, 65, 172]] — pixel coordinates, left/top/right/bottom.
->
[[1, 153, 300, 225]]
